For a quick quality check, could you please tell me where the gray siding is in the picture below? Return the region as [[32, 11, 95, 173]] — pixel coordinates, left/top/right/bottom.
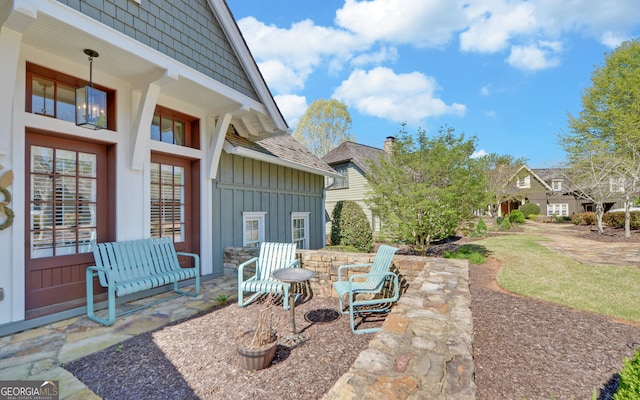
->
[[212, 151, 325, 274], [57, 0, 258, 100]]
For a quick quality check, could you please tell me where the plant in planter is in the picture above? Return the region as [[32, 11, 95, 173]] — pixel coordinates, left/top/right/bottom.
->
[[236, 301, 279, 370]]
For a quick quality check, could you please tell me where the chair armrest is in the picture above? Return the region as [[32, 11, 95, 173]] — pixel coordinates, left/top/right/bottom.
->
[[285, 259, 301, 269], [238, 257, 258, 275], [348, 272, 398, 294], [177, 252, 200, 275], [337, 263, 373, 282]]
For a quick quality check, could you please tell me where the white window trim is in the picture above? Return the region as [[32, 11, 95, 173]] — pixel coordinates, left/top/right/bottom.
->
[[552, 180, 562, 191], [242, 211, 266, 247], [291, 212, 310, 249], [547, 203, 568, 217], [517, 175, 530, 189]]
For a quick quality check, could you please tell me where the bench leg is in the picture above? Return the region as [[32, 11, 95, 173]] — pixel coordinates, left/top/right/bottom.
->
[[86, 270, 116, 326], [173, 275, 200, 297]]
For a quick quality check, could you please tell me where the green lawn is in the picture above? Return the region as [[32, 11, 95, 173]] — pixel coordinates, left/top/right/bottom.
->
[[472, 234, 640, 323]]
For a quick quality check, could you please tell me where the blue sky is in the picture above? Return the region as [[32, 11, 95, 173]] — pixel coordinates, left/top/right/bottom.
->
[[226, 1, 640, 167]]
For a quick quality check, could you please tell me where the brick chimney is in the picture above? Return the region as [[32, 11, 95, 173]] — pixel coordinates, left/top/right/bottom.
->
[[384, 136, 395, 154]]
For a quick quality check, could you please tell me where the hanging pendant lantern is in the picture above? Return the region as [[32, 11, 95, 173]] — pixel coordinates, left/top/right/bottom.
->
[[76, 49, 107, 130]]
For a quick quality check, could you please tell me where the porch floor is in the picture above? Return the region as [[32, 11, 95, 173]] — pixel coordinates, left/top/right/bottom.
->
[[0, 276, 237, 399]]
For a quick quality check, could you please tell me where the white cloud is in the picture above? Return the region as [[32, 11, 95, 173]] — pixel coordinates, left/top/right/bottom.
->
[[335, 0, 468, 48], [350, 46, 399, 67], [237, 17, 365, 93], [460, 1, 538, 53], [257, 60, 307, 93], [332, 67, 466, 124], [507, 41, 562, 71], [234, 0, 640, 97], [273, 94, 308, 128], [533, 0, 640, 47], [472, 149, 488, 158], [480, 85, 491, 96]]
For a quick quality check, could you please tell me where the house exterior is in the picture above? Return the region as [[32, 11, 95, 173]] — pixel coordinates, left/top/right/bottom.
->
[[0, 0, 337, 331], [322, 139, 392, 240], [502, 165, 625, 217]]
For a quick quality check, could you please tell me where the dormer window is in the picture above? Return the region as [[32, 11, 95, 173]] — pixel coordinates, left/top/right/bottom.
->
[[517, 175, 530, 189], [552, 180, 562, 191]]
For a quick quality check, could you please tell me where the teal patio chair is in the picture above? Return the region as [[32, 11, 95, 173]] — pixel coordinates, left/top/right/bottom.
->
[[333, 244, 399, 334], [238, 242, 299, 310]]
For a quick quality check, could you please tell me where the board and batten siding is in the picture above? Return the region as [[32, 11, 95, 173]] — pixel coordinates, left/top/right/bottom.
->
[[211, 151, 325, 275], [325, 163, 375, 236]]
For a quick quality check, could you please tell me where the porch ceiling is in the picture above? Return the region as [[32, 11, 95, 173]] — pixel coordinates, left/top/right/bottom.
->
[[16, 8, 279, 138]]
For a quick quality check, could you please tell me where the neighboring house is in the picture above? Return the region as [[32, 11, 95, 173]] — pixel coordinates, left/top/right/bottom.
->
[[322, 138, 393, 240], [0, 0, 336, 330], [502, 165, 625, 217]]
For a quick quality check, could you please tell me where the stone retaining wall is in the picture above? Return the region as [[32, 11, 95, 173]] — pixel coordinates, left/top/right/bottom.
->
[[224, 247, 476, 399]]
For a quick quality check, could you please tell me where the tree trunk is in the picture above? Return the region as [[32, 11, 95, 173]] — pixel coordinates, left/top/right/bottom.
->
[[596, 205, 604, 234], [624, 196, 632, 238]]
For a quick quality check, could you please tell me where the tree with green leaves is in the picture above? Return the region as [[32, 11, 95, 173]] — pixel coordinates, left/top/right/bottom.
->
[[560, 38, 640, 237], [365, 125, 486, 254], [293, 98, 354, 157], [477, 153, 527, 218]]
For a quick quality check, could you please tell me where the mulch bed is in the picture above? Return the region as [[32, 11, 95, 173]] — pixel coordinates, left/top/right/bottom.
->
[[65, 297, 373, 400], [65, 224, 640, 399]]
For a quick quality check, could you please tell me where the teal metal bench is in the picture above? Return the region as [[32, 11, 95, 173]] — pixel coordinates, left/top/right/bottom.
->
[[333, 244, 399, 334], [86, 237, 200, 326], [238, 242, 299, 310]]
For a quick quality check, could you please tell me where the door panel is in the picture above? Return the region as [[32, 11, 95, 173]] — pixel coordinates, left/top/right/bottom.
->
[[25, 132, 108, 315], [150, 153, 199, 267]]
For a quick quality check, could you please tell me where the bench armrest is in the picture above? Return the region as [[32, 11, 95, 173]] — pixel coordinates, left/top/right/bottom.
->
[[337, 263, 373, 282], [176, 251, 200, 275]]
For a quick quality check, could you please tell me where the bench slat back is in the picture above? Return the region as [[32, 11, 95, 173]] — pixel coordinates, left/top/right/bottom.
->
[[363, 245, 398, 290], [257, 242, 297, 280], [92, 237, 180, 285]]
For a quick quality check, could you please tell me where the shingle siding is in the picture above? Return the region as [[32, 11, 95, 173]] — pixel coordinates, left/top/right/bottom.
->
[[57, 0, 259, 101]]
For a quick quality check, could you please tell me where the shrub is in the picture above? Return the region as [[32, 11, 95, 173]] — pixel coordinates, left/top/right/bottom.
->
[[613, 349, 640, 399], [604, 211, 640, 229], [330, 200, 373, 252], [474, 218, 487, 237], [499, 215, 512, 230], [519, 203, 540, 218], [571, 212, 596, 226], [509, 210, 525, 224]]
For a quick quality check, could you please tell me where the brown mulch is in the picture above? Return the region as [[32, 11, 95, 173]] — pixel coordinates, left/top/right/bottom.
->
[[65, 297, 373, 400], [65, 224, 640, 400]]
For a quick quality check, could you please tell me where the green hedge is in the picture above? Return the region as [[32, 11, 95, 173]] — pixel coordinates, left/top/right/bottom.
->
[[519, 203, 540, 217], [330, 200, 373, 252]]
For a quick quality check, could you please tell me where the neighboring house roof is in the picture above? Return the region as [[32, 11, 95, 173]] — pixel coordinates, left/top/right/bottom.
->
[[322, 141, 386, 174], [224, 133, 340, 178], [508, 165, 553, 191]]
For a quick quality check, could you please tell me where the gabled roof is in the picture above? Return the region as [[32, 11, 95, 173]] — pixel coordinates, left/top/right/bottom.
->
[[322, 141, 386, 174], [224, 134, 340, 178], [2, 0, 288, 138], [508, 165, 553, 191]]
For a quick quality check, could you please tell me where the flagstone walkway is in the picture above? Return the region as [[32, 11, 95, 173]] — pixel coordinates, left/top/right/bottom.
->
[[0, 277, 236, 399]]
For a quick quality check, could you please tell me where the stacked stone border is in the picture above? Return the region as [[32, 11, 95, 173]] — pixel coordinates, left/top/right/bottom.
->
[[225, 247, 476, 399]]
